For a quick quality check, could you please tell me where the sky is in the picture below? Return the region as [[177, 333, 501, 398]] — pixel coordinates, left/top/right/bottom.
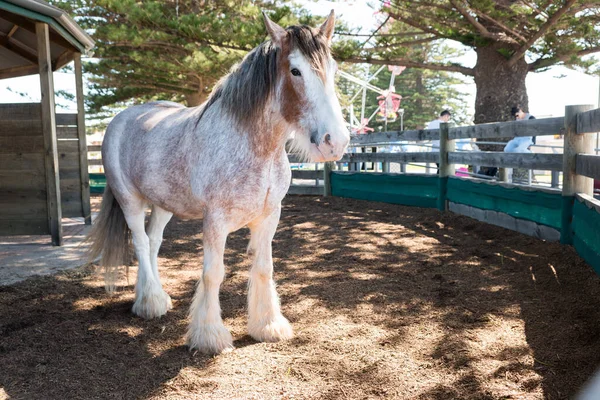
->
[[0, 0, 598, 120]]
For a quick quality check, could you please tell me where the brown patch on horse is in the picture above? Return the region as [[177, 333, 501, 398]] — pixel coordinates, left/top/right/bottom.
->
[[277, 41, 304, 127]]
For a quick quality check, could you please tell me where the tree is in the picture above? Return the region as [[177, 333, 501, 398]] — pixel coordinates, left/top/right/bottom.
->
[[336, 1, 600, 126], [52, 0, 316, 115]]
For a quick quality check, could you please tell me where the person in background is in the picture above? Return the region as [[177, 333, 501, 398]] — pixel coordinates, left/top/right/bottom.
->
[[512, 106, 536, 121], [504, 106, 537, 152], [503, 106, 537, 182], [427, 109, 451, 152]]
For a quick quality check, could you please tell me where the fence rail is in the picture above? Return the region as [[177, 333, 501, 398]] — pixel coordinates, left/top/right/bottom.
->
[[448, 152, 563, 171], [449, 117, 564, 139], [341, 152, 438, 164], [576, 154, 600, 181], [577, 108, 600, 135], [347, 116, 566, 146]]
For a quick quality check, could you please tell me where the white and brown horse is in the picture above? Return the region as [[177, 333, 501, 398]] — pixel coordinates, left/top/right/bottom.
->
[[88, 11, 349, 354]]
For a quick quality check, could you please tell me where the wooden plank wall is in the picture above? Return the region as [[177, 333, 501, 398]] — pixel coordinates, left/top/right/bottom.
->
[[0, 106, 84, 236], [56, 113, 83, 218], [0, 103, 49, 235]]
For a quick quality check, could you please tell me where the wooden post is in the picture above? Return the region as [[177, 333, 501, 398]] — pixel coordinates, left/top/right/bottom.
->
[[499, 168, 510, 182], [551, 171, 559, 188], [561, 104, 595, 244], [382, 161, 390, 173], [437, 122, 455, 211], [74, 53, 91, 225], [323, 162, 333, 197], [36, 22, 62, 246]]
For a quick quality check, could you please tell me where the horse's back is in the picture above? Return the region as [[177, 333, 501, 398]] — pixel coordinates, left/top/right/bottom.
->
[[103, 101, 197, 158], [104, 101, 188, 140]]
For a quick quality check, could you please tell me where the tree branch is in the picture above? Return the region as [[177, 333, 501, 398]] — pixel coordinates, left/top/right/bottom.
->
[[360, 15, 390, 47], [335, 31, 427, 37], [508, 0, 578, 67], [470, 8, 528, 43], [449, 0, 489, 37], [521, 0, 549, 19], [110, 40, 191, 55], [450, 1, 520, 44], [528, 46, 600, 71], [364, 36, 438, 51], [340, 56, 475, 76], [567, 3, 599, 16], [384, 9, 447, 38]]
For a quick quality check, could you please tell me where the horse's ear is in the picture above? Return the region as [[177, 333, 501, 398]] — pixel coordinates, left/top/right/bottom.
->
[[318, 10, 335, 44], [262, 11, 287, 48]]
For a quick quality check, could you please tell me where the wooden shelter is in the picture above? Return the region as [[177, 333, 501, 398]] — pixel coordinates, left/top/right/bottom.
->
[[0, 0, 94, 245]]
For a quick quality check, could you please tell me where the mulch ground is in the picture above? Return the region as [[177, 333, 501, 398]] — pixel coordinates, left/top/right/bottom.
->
[[1, 195, 600, 399]]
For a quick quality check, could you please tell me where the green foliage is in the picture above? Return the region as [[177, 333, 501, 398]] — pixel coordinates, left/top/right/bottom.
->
[[50, 0, 313, 116], [367, 1, 600, 73]]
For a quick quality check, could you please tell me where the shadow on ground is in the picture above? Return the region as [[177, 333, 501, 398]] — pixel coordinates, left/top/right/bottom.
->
[[1, 195, 599, 399]]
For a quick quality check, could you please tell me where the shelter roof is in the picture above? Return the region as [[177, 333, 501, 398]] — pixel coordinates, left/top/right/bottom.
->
[[0, 0, 94, 80]]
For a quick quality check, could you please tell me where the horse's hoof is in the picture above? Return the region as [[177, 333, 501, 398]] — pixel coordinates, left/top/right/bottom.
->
[[186, 323, 234, 355], [132, 289, 172, 319], [249, 314, 294, 343]]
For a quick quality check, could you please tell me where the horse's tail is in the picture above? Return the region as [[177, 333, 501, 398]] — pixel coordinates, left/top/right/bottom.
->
[[86, 183, 131, 293]]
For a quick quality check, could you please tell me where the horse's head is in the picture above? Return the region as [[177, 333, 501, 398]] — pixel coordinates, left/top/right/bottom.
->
[[264, 11, 349, 162]]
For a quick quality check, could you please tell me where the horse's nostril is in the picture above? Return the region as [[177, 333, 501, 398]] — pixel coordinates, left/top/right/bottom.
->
[[310, 131, 318, 144], [324, 133, 331, 145]]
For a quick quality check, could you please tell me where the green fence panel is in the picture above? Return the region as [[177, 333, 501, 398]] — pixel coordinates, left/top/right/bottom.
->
[[447, 178, 562, 229], [573, 199, 600, 273], [89, 173, 106, 194], [330, 172, 438, 208]]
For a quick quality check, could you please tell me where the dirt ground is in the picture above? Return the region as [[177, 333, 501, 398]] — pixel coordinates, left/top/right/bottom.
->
[[2, 195, 600, 400]]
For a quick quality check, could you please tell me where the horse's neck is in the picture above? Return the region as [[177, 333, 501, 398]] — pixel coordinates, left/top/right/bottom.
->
[[204, 99, 290, 160]]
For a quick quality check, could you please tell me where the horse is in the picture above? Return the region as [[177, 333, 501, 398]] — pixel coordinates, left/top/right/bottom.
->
[[87, 11, 349, 354]]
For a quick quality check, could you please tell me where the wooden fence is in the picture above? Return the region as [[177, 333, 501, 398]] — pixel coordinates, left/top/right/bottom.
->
[[328, 104, 600, 272], [0, 104, 90, 237]]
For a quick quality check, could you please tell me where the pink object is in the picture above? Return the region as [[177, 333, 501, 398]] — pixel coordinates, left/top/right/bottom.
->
[[388, 65, 406, 75], [352, 118, 374, 134], [456, 167, 469, 177], [377, 92, 402, 120]]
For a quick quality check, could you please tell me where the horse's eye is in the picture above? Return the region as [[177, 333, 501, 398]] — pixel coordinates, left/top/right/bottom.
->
[[291, 68, 301, 77]]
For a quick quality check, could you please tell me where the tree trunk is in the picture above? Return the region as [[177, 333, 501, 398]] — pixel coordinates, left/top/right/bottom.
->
[[184, 91, 206, 107], [474, 44, 529, 151]]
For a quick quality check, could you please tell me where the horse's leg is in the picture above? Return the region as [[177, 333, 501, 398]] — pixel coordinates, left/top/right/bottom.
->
[[186, 213, 233, 354], [247, 205, 293, 342], [145, 205, 174, 308], [123, 203, 172, 319], [147, 205, 173, 284]]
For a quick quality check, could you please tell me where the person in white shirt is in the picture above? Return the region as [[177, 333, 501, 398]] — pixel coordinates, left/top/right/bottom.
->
[[504, 106, 536, 153], [427, 109, 451, 151]]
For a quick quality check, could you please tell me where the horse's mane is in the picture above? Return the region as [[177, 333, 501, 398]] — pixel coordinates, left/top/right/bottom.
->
[[198, 25, 330, 128]]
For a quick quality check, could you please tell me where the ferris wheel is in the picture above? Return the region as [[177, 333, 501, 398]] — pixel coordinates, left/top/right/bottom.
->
[[338, 65, 406, 134]]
